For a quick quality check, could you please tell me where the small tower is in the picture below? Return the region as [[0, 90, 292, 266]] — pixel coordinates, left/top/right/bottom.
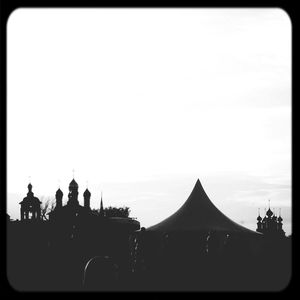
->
[[256, 202, 286, 237], [83, 188, 91, 210], [67, 178, 79, 206], [277, 209, 285, 236], [99, 192, 105, 217], [55, 188, 63, 209], [19, 182, 42, 221], [256, 208, 263, 233], [262, 208, 267, 231]]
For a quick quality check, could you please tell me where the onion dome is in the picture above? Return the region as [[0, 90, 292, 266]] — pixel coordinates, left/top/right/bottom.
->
[[277, 215, 283, 222], [83, 188, 91, 197], [56, 188, 63, 197], [69, 178, 79, 190], [266, 208, 273, 218], [257, 208, 262, 221]]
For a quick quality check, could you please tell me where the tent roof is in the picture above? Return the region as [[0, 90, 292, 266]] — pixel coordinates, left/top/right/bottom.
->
[[147, 179, 259, 235]]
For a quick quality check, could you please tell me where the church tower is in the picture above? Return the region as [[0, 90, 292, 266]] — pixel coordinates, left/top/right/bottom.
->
[[256, 201, 286, 237], [55, 188, 63, 209], [256, 209, 263, 233], [67, 178, 79, 206], [277, 209, 285, 237], [83, 188, 91, 210], [99, 192, 105, 217], [19, 183, 42, 221]]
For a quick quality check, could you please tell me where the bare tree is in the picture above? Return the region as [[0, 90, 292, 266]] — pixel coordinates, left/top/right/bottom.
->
[[40, 197, 56, 221]]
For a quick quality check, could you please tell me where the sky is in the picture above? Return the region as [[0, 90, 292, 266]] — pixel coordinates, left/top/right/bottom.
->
[[7, 8, 292, 234]]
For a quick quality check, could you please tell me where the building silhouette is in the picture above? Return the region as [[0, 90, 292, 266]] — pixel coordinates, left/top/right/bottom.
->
[[19, 183, 42, 221], [8, 178, 290, 291], [256, 203, 285, 237], [48, 178, 94, 223]]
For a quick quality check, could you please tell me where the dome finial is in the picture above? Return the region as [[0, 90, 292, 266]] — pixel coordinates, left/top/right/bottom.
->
[[257, 208, 262, 221]]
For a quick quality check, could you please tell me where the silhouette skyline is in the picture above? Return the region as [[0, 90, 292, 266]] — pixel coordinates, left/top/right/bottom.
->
[[7, 178, 291, 291], [6, 8, 292, 291], [7, 8, 291, 235]]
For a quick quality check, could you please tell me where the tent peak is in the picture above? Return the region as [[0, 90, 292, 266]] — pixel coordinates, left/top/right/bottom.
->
[[194, 178, 204, 191]]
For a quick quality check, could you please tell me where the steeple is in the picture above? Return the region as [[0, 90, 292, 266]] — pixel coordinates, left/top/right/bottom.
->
[[67, 177, 79, 206], [256, 208, 263, 233], [266, 200, 273, 218], [256, 204, 285, 237], [257, 208, 262, 221], [83, 188, 91, 210], [99, 191, 104, 217], [55, 188, 63, 209], [19, 182, 42, 221]]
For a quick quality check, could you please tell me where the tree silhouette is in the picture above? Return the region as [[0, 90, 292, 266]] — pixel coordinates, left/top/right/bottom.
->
[[104, 206, 130, 218], [92, 206, 131, 218], [40, 197, 56, 221]]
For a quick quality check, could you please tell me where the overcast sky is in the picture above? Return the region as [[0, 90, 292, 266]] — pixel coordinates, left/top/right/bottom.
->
[[7, 8, 291, 234]]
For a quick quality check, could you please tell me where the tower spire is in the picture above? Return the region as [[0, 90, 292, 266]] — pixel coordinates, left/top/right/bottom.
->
[[99, 191, 104, 217]]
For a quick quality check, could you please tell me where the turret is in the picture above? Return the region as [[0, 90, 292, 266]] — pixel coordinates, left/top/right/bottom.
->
[[67, 178, 79, 206], [256, 208, 263, 233], [99, 192, 105, 217], [55, 188, 63, 209], [83, 188, 91, 210]]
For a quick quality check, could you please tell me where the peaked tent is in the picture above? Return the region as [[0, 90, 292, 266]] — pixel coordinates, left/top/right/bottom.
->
[[147, 179, 260, 236]]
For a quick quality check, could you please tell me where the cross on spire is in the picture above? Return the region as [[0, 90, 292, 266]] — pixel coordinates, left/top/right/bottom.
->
[[28, 176, 31, 183], [72, 169, 75, 179]]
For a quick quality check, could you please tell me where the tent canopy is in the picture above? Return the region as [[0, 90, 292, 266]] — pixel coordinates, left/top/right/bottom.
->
[[147, 179, 260, 236]]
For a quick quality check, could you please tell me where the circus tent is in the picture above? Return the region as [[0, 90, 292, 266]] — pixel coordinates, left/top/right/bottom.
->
[[147, 179, 260, 236]]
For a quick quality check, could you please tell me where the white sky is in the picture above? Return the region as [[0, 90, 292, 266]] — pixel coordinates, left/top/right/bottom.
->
[[7, 8, 292, 234]]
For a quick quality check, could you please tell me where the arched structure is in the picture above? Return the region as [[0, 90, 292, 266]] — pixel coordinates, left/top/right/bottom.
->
[[19, 183, 42, 221]]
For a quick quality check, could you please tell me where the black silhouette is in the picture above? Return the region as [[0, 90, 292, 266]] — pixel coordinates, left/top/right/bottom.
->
[[7, 178, 291, 291], [19, 183, 42, 221]]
